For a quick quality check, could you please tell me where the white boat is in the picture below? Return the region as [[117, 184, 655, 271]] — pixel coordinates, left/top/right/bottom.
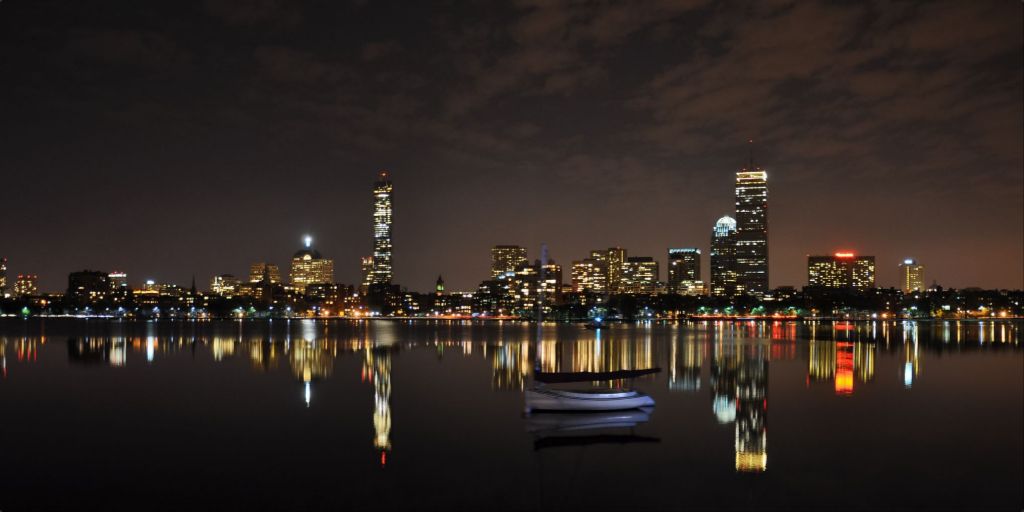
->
[[525, 386, 655, 412]]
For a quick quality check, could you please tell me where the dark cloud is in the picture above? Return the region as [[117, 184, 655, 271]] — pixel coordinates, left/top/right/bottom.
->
[[204, 0, 302, 28], [0, 0, 1019, 292], [361, 40, 403, 61]]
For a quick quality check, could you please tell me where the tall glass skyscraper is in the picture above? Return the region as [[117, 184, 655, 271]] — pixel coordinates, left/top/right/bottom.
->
[[372, 171, 393, 285], [710, 215, 738, 297], [735, 168, 768, 296]]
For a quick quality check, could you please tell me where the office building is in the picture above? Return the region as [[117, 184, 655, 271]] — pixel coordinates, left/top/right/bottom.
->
[[899, 258, 925, 293], [590, 247, 627, 293], [511, 260, 562, 313], [249, 263, 281, 284], [360, 256, 374, 290], [807, 252, 876, 289], [491, 245, 527, 279], [371, 171, 394, 285], [14, 274, 38, 296], [571, 258, 608, 294], [668, 248, 701, 294], [710, 216, 739, 297], [210, 274, 240, 296], [621, 256, 658, 295], [735, 168, 768, 296], [290, 236, 335, 293], [108, 271, 127, 289], [67, 270, 111, 305]]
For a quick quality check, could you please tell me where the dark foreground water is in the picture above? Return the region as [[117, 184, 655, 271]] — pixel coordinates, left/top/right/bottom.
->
[[0, 318, 1021, 511]]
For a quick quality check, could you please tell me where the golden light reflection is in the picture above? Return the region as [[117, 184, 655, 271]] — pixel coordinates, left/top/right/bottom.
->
[[364, 347, 392, 466]]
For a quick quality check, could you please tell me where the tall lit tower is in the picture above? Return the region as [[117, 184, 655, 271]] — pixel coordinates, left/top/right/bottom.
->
[[372, 171, 393, 285], [735, 148, 768, 296], [710, 216, 738, 297]]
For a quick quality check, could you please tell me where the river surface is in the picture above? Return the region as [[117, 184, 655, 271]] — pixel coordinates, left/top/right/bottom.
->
[[0, 318, 1021, 510]]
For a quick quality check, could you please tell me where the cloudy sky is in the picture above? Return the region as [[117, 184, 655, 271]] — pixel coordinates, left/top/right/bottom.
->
[[1, 0, 1021, 292]]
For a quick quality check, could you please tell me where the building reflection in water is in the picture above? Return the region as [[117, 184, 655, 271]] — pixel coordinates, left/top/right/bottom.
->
[[289, 336, 335, 407], [211, 337, 236, 361], [710, 339, 768, 472], [535, 328, 655, 376], [360, 320, 397, 467], [669, 331, 703, 392], [808, 340, 875, 395], [364, 347, 392, 467], [491, 341, 530, 390], [66, 337, 126, 367], [734, 345, 767, 472], [7, 317, 1013, 476]]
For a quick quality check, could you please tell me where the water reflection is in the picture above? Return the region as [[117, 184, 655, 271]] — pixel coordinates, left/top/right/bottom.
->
[[364, 347, 392, 466], [808, 340, 876, 395], [1, 318, 1020, 481], [710, 340, 769, 472], [67, 337, 126, 367]]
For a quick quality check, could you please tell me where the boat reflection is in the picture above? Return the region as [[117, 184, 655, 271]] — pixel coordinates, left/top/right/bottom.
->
[[526, 409, 653, 434], [0, 317, 1015, 479]]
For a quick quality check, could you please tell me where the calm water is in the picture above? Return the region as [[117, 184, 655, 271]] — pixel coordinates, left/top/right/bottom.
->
[[0, 318, 1021, 511]]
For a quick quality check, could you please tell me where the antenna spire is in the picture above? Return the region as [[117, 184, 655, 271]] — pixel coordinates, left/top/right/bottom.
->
[[748, 138, 754, 169]]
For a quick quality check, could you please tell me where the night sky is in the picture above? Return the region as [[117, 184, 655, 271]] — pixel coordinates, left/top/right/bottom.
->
[[1, 0, 1021, 292]]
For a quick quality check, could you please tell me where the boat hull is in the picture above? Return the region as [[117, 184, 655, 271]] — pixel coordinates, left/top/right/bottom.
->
[[525, 388, 655, 412]]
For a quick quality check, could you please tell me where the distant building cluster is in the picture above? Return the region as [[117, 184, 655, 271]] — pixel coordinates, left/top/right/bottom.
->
[[0, 157, 1018, 321]]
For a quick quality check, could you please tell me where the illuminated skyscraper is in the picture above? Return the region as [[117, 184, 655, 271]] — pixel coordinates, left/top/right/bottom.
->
[[290, 236, 335, 293], [735, 167, 768, 296], [371, 171, 393, 285], [710, 216, 738, 297], [621, 257, 658, 295], [491, 245, 527, 279], [14, 274, 38, 296], [249, 263, 281, 284], [899, 258, 925, 293], [571, 258, 608, 293], [807, 252, 876, 289], [667, 248, 701, 294], [590, 247, 627, 293]]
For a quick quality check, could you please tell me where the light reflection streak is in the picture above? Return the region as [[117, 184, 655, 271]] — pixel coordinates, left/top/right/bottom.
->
[[0, 318, 1017, 476]]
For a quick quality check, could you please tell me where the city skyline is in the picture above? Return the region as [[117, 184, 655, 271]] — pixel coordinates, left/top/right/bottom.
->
[[1, 1, 1021, 292], [1, 167, 1003, 295]]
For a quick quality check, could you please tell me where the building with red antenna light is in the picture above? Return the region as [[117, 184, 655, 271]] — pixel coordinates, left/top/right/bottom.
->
[[807, 252, 876, 289]]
